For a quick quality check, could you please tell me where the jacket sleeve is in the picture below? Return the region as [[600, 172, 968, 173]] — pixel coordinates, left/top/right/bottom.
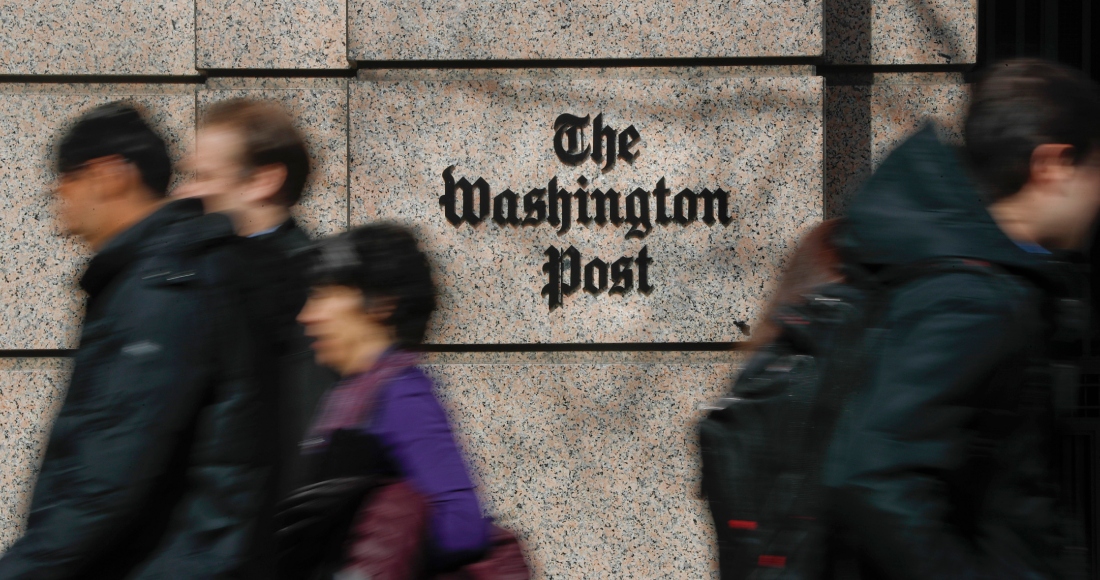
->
[[0, 291, 216, 580], [373, 372, 489, 566], [826, 273, 1028, 579]]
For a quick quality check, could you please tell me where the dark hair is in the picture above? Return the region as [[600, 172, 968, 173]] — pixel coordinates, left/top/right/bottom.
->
[[57, 102, 172, 196], [750, 219, 845, 351], [966, 59, 1100, 201], [308, 223, 437, 345], [202, 98, 311, 207]]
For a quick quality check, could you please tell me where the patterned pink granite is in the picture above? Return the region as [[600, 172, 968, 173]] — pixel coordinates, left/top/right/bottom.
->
[[826, 74, 969, 217], [197, 0, 348, 69], [0, 85, 196, 349], [0, 359, 71, 553], [349, 0, 822, 60], [826, 0, 976, 64], [350, 75, 824, 344], [424, 361, 738, 578], [0, 1, 195, 75]]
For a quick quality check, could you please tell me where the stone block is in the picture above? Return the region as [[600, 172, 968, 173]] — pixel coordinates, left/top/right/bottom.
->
[[0, 86, 196, 349], [199, 79, 349, 237], [0, 359, 71, 553], [825, 0, 976, 65], [826, 74, 968, 217], [350, 75, 823, 344], [424, 360, 736, 578], [197, 0, 348, 69], [0, 1, 195, 75], [348, 0, 822, 60]]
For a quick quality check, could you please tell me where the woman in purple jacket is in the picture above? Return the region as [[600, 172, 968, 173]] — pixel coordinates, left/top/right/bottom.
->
[[289, 223, 489, 576]]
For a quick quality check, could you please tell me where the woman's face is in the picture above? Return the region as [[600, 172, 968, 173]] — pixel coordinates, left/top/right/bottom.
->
[[297, 284, 377, 374]]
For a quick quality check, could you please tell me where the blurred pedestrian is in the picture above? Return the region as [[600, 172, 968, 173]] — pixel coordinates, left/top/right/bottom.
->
[[827, 59, 1100, 578], [178, 99, 336, 502], [177, 98, 339, 576], [0, 103, 265, 579], [277, 224, 495, 579]]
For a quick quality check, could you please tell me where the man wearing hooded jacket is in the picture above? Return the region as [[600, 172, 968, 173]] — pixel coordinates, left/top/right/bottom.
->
[[825, 60, 1100, 578], [0, 103, 265, 579]]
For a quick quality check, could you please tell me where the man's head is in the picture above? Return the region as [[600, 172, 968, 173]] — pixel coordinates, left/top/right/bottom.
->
[[967, 59, 1100, 250], [178, 99, 310, 234], [55, 102, 171, 248]]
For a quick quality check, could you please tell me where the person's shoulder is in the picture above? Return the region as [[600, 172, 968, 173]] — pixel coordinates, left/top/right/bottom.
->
[[261, 219, 316, 258], [379, 366, 439, 405], [891, 267, 1033, 321], [154, 206, 237, 252], [376, 366, 449, 428], [391, 365, 435, 393]]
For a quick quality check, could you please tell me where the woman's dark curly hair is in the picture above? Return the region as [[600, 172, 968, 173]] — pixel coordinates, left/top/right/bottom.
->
[[307, 223, 436, 345]]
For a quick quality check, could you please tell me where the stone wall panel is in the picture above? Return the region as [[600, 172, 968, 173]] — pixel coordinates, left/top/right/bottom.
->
[[0, 359, 71, 553], [349, 0, 822, 60], [350, 75, 824, 344], [424, 361, 736, 578], [197, 0, 348, 69], [826, 74, 968, 217], [0, 87, 196, 349], [0, 1, 195, 75], [825, 0, 976, 65]]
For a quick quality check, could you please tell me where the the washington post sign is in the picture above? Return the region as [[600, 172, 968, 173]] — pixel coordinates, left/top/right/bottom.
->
[[350, 77, 823, 343]]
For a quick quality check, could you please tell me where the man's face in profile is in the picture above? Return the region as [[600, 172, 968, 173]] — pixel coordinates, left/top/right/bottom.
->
[[54, 167, 96, 238], [1044, 153, 1100, 250], [53, 157, 128, 244], [176, 126, 248, 215]]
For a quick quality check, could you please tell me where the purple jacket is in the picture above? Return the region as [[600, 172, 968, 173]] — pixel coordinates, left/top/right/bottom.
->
[[366, 366, 489, 559]]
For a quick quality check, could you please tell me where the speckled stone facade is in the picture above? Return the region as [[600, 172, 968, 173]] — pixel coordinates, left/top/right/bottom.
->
[[197, 0, 348, 69], [825, 73, 969, 217], [424, 361, 738, 578], [0, 85, 196, 350], [0, 359, 71, 552], [0, 1, 196, 75], [349, 0, 823, 60], [0, 0, 978, 576], [350, 75, 823, 344], [825, 0, 976, 64]]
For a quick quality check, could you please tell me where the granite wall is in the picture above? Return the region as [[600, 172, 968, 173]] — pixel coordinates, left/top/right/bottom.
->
[[0, 1, 975, 577]]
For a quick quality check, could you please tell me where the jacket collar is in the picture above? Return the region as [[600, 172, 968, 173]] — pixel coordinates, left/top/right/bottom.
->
[[79, 199, 205, 299], [250, 217, 298, 240]]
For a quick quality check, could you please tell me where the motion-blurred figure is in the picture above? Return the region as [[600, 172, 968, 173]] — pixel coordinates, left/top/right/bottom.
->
[[0, 103, 264, 579], [176, 98, 338, 574], [276, 224, 496, 579], [825, 60, 1100, 577]]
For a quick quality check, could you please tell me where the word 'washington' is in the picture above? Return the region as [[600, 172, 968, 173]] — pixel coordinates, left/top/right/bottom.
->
[[440, 166, 733, 240]]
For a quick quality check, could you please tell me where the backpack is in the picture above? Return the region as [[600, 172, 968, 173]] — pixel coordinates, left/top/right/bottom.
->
[[699, 223, 1008, 579]]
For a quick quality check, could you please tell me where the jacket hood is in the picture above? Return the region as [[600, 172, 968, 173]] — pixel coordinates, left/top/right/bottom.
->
[[840, 125, 1065, 285]]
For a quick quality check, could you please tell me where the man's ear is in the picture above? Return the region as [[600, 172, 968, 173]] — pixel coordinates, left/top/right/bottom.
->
[[1029, 144, 1076, 193], [243, 163, 288, 205]]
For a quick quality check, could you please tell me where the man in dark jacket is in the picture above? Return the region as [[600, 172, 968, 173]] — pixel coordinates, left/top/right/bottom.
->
[[825, 59, 1100, 578], [177, 98, 335, 499], [0, 103, 264, 579], [175, 99, 336, 576]]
